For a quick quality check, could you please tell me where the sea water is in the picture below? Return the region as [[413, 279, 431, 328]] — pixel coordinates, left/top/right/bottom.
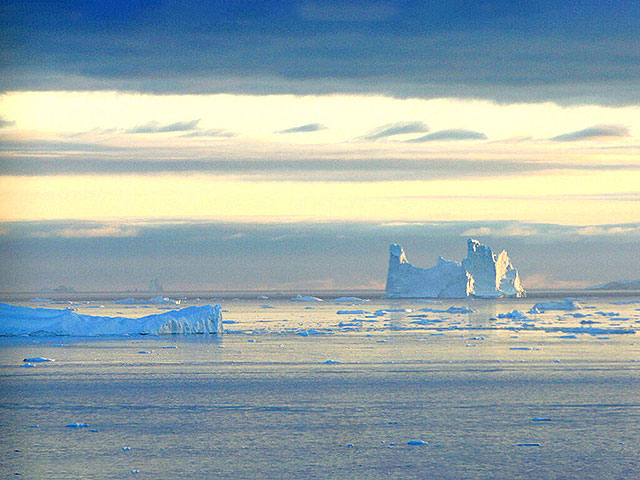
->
[[1, 293, 639, 479]]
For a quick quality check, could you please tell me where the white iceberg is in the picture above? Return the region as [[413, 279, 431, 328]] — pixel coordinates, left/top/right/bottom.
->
[[290, 295, 324, 302], [385, 239, 525, 298], [0, 303, 222, 336], [530, 299, 582, 312]]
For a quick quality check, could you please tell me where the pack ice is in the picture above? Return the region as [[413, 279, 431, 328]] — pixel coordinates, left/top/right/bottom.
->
[[0, 303, 223, 336], [386, 239, 526, 298]]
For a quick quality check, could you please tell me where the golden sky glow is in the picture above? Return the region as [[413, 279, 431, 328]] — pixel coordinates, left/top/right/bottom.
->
[[1, 170, 639, 225], [1, 91, 639, 226]]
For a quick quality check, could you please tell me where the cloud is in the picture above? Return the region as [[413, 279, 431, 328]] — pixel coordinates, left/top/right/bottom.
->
[[276, 123, 328, 134], [180, 128, 235, 138], [576, 225, 640, 236], [0, 117, 16, 128], [461, 225, 541, 238], [299, 1, 397, 22], [2, 156, 639, 181], [361, 121, 429, 141], [3, 219, 640, 292], [26, 223, 140, 239], [550, 124, 631, 141], [407, 129, 487, 142], [2, 1, 639, 105], [125, 119, 200, 134]]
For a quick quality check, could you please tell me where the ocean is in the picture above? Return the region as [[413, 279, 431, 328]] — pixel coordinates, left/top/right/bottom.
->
[[1, 292, 639, 479]]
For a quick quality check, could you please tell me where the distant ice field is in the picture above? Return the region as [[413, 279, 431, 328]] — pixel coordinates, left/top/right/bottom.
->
[[1, 293, 639, 479]]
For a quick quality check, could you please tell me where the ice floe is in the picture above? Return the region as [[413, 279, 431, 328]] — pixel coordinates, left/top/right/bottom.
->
[[23, 357, 54, 362]]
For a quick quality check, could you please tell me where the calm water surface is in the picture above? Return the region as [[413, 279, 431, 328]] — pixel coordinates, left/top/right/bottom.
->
[[1, 294, 639, 479]]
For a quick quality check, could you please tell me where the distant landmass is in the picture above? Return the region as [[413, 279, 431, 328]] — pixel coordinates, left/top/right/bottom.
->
[[386, 238, 526, 298], [587, 279, 640, 290]]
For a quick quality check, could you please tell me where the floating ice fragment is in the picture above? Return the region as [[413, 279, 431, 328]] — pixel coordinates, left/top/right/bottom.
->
[[122, 446, 131, 451], [23, 357, 54, 363], [332, 297, 368, 303], [517, 443, 540, 447], [530, 299, 581, 312], [509, 347, 532, 350], [291, 295, 323, 302], [557, 335, 577, 339], [346, 444, 354, 448], [321, 360, 341, 364], [532, 418, 551, 422], [161, 346, 177, 349], [336, 310, 368, 315], [137, 350, 151, 354], [21, 363, 35, 368], [407, 440, 427, 445], [66, 422, 88, 428], [498, 310, 528, 320]]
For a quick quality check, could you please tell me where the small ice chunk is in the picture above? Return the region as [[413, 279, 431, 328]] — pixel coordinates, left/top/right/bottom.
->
[[336, 310, 367, 315], [137, 350, 151, 354], [332, 297, 368, 303], [532, 418, 551, 422], [23, 357, 54, 363], [21, 363, 36, 368], [66, 422, 88, 428], [122, 446, 131, 451], [510, 347, 532, 350], [407, 440, 427, 445], [290, 295, 324, 302], [321, 360, 341, 364], [498, 310, 528, 320], [517, 443, 540, 446]]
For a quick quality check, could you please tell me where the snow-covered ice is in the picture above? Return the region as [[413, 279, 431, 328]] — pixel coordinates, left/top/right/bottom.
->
[[0, 303, 222, 336], [385, 239, 525, 298]]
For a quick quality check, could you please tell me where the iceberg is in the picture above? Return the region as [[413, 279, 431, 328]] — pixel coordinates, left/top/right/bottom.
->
[[385, 239, 526, 298], [114, 296, 180, 305], [290, 295, 324, 302], [0, 303, 222, 336], [529, 299, 582, 312]]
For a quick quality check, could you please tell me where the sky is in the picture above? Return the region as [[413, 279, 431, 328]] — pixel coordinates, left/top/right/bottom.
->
[[0, 1, 639, 292]]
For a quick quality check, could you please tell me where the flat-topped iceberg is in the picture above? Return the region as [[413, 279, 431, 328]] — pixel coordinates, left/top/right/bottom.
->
[[385, 239, 526, 298], [0, 303, 222, 336], [114, 296, 180, 305]]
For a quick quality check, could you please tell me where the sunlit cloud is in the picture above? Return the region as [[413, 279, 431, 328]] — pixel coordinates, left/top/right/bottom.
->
[[551, 124, 630, 141], [125, 119, 201, 134], [276, 123, 328, 134], [407, 129, 487, 142], [360, 121, 429, 141], [0, 117, 16, 128], [180, 128, 235, 138]]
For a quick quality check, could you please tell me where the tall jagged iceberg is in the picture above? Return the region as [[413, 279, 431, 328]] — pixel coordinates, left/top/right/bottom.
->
[[386, 239, 526, 298]]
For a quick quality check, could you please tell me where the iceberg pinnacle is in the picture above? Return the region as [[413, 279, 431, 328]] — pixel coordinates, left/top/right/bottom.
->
[[385, 239, 525, 298]]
